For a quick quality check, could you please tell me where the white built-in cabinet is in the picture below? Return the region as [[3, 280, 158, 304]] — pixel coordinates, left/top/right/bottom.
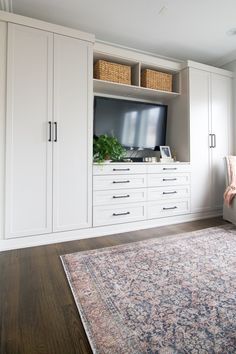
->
[[189, 68, 232, 213], [0, 11, 233, 249], [5, 23, 92, 238]]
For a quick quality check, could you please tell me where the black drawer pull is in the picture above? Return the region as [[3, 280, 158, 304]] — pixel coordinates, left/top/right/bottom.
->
[[163, 178, 177, 181], [163, 206, 177, 210], [113, 180, 130, 184], [113, 168, 130, 171], [113, 195, 130, 199], [113, 211, 130, 216], [163, 168, 177, 170], [163, 191, 177, 195]]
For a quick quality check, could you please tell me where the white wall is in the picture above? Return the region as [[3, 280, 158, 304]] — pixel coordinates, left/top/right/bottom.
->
[[221, 60, 236, 154]]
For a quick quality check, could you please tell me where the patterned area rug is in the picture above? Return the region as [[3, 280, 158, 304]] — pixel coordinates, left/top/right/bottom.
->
[[61, 225, 236, 353]]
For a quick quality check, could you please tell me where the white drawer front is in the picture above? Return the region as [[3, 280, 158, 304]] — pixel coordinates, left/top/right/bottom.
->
[[93, 188, 147, 206], [148, 199, 190, 219], [93, 174, 147, 191], [93, 164, 147, 175], [147, 164, 190, 174], [148, 185, 190, 201], [148, 173, 190, 187], [93, 203, 146, 226]]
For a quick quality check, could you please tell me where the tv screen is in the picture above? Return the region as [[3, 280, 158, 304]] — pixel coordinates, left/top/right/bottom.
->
[[94, 96, 167, 150]]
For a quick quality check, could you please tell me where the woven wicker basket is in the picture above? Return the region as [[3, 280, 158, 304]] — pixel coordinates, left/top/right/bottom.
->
[[141, 69, 172, 92], [94, 60, 131, 85]]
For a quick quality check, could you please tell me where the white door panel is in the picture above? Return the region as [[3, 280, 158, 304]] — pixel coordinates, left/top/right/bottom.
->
[[211, 73, 231, 209], [5, 24, 53, 238], [189, 68, 212, 213], [53, 34, 92, 231]]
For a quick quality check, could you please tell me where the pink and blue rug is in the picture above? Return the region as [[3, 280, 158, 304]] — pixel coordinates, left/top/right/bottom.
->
[[61, 225, 236, 353]]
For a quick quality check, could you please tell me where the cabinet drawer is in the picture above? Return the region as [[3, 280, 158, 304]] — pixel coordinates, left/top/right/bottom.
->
[[93, 164, 147, 175], [93, 203, 146, 226], [93, 174, 147, 191], [93, 188, 147, 206], [148, 199, 190, 219], [148, 173, 190, 187], [148, 185, 190, 201], [147, 164, 190, 174]]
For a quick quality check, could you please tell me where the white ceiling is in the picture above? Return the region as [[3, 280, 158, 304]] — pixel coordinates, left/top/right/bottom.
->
[[4, 0, 236, 65]]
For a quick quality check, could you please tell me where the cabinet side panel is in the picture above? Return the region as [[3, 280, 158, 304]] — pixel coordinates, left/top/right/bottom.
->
[[0, 21, 7, 240], [53, 34, 92, 231], [166, 68, 190, 162], [5, 24, 53, 238]]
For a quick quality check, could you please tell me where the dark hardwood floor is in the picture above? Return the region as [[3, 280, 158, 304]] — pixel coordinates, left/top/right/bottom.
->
[[0, 217, 228, 354]]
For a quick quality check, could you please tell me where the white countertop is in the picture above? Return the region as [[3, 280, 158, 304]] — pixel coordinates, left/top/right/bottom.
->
[[93, 161, 190, 165]]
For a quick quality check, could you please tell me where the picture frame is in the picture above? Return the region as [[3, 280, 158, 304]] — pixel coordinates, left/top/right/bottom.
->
[[160, 146, 172, 159]]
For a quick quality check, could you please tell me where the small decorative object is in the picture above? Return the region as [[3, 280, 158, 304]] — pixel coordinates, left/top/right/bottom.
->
[[141, 69, 172, 92], [144, 157, 152, 162], [94, 60, 131, 85], [93, 134, 126, 163], [160, 146, 171, 158], [171, 148, 177, 161], [160, 146, 174, 163]]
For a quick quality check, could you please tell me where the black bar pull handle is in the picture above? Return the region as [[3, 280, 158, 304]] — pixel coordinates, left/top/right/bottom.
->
[[209, 134, 213, 148], [48, 121, 52, 142], [163, 206, 177, 210], [212, 134, 216, 148], [54, 122, 58, 142], [113, 212, 130, 216], [163, 191, 177, 195], [113, 180, 130, 184], [113, 195, 130, 199], [163, 178, 177, 181], [113, 168, 130, 171], [163, 168, 177, 170]]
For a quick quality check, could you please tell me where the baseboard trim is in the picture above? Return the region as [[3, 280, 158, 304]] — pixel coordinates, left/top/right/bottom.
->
[[0, 210, 222, 251]]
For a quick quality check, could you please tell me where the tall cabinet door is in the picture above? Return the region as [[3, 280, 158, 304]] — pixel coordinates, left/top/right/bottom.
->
[[189, 68, 212, 213], [211, 73, 232, 209], [53, 34, 92, 232], [5, 24, 53, 238]]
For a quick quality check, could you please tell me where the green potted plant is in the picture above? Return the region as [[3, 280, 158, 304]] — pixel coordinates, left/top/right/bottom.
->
[[93, 134, 126, 163]]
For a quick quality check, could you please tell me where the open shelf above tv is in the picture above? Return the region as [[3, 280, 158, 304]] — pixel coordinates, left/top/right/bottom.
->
[[93, 45, 182, 101], [93, 79, 180, 101]]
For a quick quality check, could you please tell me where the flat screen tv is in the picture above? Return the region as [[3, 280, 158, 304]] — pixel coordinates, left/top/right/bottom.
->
[[94, 96, 167, 150]]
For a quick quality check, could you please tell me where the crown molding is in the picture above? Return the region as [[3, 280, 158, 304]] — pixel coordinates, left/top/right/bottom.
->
[[0, 0, 12, 12], [0, 10, 95, 43], [95, 39, 183, 64]]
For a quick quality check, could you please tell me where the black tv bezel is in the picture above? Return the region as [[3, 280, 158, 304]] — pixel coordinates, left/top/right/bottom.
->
[[93, 96, 168, 151]]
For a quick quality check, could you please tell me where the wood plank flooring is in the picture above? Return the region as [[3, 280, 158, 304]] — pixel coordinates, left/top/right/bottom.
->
[[0, 217, 228, 354]]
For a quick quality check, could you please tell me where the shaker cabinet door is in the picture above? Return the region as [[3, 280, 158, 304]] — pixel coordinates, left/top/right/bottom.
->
[[189, 68, 212, 213], [53, 34, 92, 232], [5, 24, 53, 238], [211, 73, 232, 209]]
